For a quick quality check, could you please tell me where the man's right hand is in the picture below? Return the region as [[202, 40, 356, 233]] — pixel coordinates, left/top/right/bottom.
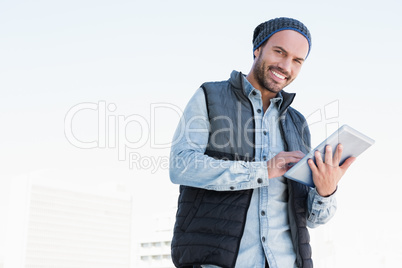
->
[[267, 151, 305, 179]]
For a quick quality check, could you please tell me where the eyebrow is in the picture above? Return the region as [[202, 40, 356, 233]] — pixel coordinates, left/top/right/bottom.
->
[[273, 46, 305, 62]]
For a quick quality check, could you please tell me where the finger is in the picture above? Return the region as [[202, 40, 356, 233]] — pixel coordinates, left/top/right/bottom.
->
[[286, 156, 304, 164], [293, 151, 306, 158], [275, 151, 304, 161], [340, 156, 356, 171], [315, 150, 323, 168], [276, 156, 304, 168], [333, 143, 343, 166], [308, 158, 318, 173], [282, 164, 292, 172], [324, 145, 332, 164], [281, 151, 305, 159]]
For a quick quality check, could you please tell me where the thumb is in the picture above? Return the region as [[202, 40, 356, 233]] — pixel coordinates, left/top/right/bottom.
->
[[340, 157, 356, 171]]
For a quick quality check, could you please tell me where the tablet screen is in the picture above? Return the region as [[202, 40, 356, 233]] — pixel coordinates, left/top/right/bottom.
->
[[284, 125, 375, 187]]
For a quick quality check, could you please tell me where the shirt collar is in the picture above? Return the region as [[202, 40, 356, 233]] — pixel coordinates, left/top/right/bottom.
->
[[242, 75, 284, 110], [274, 91, 284, 110]]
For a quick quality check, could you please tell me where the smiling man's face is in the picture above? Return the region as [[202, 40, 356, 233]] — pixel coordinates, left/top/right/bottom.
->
[[251, 30, 309, 94]]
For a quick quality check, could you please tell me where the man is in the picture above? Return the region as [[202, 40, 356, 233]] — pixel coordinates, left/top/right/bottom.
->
[[169, 17, 355, 268]]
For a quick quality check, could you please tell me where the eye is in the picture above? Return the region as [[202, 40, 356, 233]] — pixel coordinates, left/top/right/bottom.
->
[[294, 58, 303, 65], [275, 50, 283, 55]]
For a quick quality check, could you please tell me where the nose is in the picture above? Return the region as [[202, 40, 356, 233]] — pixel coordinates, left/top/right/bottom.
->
[[277, 57, 292, 75]]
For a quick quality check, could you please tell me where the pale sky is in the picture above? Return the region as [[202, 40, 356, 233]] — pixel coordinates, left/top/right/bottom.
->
[[1, 0, 401, 266]]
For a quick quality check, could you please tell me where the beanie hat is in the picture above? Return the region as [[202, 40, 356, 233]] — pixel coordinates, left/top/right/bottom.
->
[[252, 17, 312, 58]]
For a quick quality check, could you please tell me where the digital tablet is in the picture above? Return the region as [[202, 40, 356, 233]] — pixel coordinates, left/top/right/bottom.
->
[[284, 124, 375, 188]]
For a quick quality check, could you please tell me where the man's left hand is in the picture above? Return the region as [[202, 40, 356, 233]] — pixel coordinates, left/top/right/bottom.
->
[[308, 144, 356, 197]]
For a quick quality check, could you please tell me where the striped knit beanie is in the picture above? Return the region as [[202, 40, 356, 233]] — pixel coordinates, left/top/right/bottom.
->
[[252, 17, 312, 58]]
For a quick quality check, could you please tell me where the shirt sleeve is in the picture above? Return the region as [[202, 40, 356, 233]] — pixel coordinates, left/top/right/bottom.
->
[[169, 88, 269, 191], [306, 187, 337, 228]]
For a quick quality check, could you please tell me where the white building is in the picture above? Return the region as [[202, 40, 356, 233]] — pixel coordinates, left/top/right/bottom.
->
[[135, 230, 173, 268], [5, 171, 133, 268], [134, 200, 176, 268]]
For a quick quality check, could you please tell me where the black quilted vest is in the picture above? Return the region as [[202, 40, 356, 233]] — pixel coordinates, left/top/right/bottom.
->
[[171, 71, 313, 268]]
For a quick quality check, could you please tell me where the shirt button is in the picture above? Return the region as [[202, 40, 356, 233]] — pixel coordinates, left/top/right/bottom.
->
[[263, 131, 267, 135], [257, 178, 263, 184], [230, 186, 235, 190], [261, 210, 266, 216], [252, 91, 257, 96], [257, 108, 262, 113], [262, 236, 266, 242], [263, 156, 267, 161]]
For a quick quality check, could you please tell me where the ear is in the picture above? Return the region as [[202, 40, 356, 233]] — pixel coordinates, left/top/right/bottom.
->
[[254, 47, 261, 59]]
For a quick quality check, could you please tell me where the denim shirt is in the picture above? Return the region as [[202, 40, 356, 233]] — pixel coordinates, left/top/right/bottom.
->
[[170, 73, 337, 268]]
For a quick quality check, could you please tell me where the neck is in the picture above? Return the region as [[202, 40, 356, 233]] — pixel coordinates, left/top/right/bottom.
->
[[246, 72, 278, 112]]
